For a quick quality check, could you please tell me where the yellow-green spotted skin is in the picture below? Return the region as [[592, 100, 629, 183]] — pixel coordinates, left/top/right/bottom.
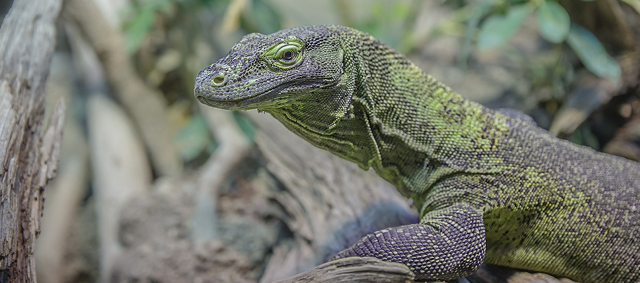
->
[[195, 25, 640, 282]]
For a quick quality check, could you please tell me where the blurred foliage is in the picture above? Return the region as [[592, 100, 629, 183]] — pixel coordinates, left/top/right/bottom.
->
[[240, 0, 282, 34], [122, 0, 172, 53], [566, 24, 620, 83], [122, 0, 226, 53], [469, 0, 620, 83], [337, 0, 420, 53], [477, 3, 532, 49], [536, 1, 569, 43], [120, 0, 624, 89], [174, 113, 215, 161], [121, 0, 230, 165]]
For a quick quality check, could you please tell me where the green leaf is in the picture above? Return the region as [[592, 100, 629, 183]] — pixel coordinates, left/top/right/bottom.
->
[[566, 24, 621, 83], [123, 0, 173, 53], [125, 8, 155, 53], [477, 4, 532, 50], [536, 1, 570, 43]]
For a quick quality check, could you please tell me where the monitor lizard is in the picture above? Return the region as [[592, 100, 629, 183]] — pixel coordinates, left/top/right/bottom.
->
[[194, 25, 640, 282]]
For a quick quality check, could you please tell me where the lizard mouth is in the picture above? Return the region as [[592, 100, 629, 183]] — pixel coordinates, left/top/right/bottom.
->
[[195, 78, 336, 110]]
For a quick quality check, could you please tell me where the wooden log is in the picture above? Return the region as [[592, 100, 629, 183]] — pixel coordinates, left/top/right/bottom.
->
[[0, 0, 65, 281], [271, 257, 414, 283]]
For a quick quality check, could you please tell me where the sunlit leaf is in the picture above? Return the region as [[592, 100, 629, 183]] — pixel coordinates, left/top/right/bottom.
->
[[536, 1, 570, 43], [477, 4, 532, 50], [566, 24, 621, 83]]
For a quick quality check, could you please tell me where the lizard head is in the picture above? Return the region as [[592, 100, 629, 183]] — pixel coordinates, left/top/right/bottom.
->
[[194, 25, 348, 111], [196, 25, 380, 171]]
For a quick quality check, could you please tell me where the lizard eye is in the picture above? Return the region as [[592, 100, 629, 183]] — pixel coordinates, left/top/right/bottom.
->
[[264, 39, 303, 69], [275, 46, 300, 66], [281, 50, 296, 61]]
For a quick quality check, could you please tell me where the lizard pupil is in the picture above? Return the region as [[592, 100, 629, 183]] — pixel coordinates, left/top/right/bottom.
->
[[282, 51, 295, 60]]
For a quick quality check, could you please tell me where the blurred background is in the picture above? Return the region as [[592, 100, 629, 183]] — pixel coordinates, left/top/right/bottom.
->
[[1, 0, 638, 282]]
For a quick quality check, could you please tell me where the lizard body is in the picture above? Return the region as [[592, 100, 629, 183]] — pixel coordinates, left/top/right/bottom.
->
[[194, 25, 640, 282]]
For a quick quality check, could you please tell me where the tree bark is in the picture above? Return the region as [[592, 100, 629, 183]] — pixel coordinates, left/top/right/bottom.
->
[[0, 0, 65, 282]]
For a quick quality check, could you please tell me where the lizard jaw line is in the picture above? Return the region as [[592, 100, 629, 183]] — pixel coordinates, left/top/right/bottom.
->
[[195, 78, 336, 110], [195, 81, 299, 110]]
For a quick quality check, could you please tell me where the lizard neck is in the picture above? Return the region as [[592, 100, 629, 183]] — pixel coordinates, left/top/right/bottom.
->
[[346, 33, 512, 197]]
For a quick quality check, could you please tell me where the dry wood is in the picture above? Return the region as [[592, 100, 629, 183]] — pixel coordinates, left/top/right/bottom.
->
[[271, 257, 414, 283], [0, 0, 65, 281], [467, 264, 576, 283], [63, 0, 182, 177]]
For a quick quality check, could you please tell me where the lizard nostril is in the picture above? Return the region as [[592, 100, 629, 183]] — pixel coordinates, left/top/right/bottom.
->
[[211, 73, 226, 86]]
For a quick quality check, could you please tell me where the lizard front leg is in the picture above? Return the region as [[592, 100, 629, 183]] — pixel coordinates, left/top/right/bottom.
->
[[330, 203, 485, 281]]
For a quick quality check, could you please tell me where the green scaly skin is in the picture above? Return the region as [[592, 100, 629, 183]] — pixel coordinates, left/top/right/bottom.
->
[[194, 25, 640, 282]]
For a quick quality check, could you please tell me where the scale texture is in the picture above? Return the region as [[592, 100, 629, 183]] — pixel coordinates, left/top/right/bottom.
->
[[194, 25, 640, 282]]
